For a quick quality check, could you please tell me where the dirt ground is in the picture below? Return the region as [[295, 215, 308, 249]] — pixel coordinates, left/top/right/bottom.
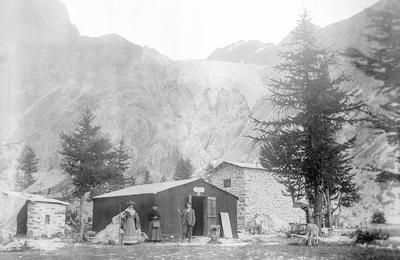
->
[[1, 235, 400, 260]]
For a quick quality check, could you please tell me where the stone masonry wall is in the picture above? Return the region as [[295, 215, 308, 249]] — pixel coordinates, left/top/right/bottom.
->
[[27, 202, 66, 238], [209, 164, 246, 230], [243, 168, 305, 230]]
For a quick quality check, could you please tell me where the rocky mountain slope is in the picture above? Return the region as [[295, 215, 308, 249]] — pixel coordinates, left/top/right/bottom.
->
[[0, 0, 398, 225]]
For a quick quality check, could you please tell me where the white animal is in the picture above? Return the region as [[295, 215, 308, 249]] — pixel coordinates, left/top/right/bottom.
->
[[306, 223, 319, 246]]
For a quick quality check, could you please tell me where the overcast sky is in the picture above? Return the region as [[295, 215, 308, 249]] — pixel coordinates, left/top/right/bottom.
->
[[60, 0, 379, 60]]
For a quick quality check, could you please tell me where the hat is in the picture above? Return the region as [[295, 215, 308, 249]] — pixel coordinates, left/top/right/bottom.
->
[[126, 201, 136, 205]]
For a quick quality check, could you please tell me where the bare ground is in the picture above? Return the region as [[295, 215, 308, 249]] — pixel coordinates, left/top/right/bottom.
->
[[1, 235, 400, 260]]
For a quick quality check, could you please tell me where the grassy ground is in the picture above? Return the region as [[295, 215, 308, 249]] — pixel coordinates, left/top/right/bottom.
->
[[1, 237, 400, 260]]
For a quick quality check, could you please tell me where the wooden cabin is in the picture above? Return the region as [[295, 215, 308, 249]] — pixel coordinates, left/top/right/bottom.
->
[[92, 178, 238, 238]]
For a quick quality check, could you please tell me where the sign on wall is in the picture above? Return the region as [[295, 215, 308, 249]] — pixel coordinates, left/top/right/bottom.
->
[[193, 186, 205, 195]]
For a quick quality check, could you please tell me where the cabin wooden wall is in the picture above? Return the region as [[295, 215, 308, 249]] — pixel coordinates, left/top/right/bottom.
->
[[156, 179, 238, 238], [92, 194, 155, 232]]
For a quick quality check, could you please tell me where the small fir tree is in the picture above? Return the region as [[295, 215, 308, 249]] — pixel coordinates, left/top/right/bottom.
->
[[16, 145, 39, 190], [59, 108, 118, 240], [173, 158, 194, 180], [143, 170, 153, 184], [160, 174, 168, 182]]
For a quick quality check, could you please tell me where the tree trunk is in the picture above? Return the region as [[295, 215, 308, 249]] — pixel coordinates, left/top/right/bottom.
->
[[292, 201, 313, 223], [325, 189, 332, 228], [79, 194, 85, 241], [314, 190, 323, 230]]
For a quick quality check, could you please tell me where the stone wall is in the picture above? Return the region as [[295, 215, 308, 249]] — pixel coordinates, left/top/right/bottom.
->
[[243, 168, 305, 230], [209, 163, 246, 230], [210, 163, 306, 232], [27, 202, 66, 238]]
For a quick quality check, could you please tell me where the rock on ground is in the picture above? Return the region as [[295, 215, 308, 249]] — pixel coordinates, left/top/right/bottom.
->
[[93, 214, 145, 244]]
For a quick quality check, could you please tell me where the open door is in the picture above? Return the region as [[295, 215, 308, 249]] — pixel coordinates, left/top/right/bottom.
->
[[191, 196, 204, 236]]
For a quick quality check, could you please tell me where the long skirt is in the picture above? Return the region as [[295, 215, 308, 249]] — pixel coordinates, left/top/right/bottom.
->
[[148, 220, 162, 241], [123, 217, 139, 244]]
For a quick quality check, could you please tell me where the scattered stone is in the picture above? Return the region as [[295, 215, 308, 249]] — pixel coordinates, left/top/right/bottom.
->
[[0, 232, 12, 245], [3, 240, 26, 252], [26, 238, 68, 251]]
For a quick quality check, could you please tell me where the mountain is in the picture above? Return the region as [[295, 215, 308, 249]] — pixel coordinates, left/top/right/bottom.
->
[[207, 40, 279, 65], [0, 0, 398, 225], [207, 1, 396, 65]]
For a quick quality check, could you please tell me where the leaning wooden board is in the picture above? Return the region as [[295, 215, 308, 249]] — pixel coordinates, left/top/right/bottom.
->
[[220, 212, 233, 238]]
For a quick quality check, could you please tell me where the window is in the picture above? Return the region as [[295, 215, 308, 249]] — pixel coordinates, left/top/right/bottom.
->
[[207, 197, 216, 218], [223, 179, 231, 188], [45, 215, 50, 225]]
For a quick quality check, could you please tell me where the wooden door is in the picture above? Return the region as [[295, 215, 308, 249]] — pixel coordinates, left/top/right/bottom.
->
[[207, 196, 217, 234]]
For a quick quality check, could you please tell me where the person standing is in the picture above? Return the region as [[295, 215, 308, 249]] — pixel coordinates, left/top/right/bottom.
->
[[179, 202, 196, 242], [121, 201, 141, 245], [147, 203, 162, 242]]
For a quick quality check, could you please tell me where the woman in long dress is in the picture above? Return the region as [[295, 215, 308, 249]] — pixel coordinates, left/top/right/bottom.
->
[[121, 201, 141, 245], [147, 204, 162, 242]]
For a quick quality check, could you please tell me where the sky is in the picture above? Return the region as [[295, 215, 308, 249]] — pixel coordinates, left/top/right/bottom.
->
[[59, 0, 380, 60]]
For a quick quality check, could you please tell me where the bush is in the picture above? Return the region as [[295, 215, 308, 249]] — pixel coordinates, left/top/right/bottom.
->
[[371, 211, 386, 224], [355, 229, 390, 244]]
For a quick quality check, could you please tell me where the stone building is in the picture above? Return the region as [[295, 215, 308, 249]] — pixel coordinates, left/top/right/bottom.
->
[[0, 191, 68, 238], [209, 161, 304, 231]]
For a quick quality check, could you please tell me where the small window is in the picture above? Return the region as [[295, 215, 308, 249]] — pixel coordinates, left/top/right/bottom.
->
[[208, 197, 217, 218], [45, 215, 50, 225], [223, 179, 231, 188]]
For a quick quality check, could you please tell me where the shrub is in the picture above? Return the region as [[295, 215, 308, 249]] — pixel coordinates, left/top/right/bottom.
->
[[371, 211, 386, 224], [355, 229, 390, 244]]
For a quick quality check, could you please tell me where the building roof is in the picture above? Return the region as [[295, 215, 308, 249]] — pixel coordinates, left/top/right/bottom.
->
[[215, 161, 266, 170], [1, 191, 69, 206], [94, 178, 202, 199]]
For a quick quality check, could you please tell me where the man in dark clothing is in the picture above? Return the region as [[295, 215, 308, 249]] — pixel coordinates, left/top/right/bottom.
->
[[179, 202, 196, 242], [147, 204, 162, 242]]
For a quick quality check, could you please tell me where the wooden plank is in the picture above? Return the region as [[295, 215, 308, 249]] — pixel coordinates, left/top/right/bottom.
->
[[220, 212, 233, 238]]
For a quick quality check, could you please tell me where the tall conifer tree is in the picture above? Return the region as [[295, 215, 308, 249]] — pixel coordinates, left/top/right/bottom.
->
[[253, 12, 363, 228]]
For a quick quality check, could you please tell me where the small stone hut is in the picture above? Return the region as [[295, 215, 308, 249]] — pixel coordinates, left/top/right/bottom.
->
[[0, 191, 68, 238], [209, 161, 305, 231], [93, 178, 238, 238]]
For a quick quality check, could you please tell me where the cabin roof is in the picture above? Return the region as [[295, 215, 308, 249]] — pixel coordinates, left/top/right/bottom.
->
[[215, 161, 266, 170], [1, 191, 69, 206], [93, 178, 239, 199], [94, 178, 201, 198]]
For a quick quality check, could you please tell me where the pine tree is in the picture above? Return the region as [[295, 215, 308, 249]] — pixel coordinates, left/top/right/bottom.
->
[[113, 138, 130, 174], [59, 108, 118, 240], [160, 174, 168, 182], [173, 158, 193, 180], [16, 145, 39, 190], [345, 0, 400, 170], [124, 175, 137, 187], [143, 170, 153, 184], [203, 163, 214, 182], [252, 12, 363, 228]]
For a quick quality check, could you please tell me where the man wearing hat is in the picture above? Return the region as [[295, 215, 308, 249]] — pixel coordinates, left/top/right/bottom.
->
[[121, 201, 141, 244], [147, 203, 162, 242], [179, 201, 196, 242]]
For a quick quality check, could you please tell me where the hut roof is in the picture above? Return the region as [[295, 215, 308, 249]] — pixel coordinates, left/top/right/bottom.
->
[[94, 178, 202, 199], [1, 191, 69, 206], [215, 161, 266, 170]]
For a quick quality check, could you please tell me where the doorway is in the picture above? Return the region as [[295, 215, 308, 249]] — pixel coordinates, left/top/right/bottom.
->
[[191, 196, 204, 236], [16, 202, 27, 235]]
